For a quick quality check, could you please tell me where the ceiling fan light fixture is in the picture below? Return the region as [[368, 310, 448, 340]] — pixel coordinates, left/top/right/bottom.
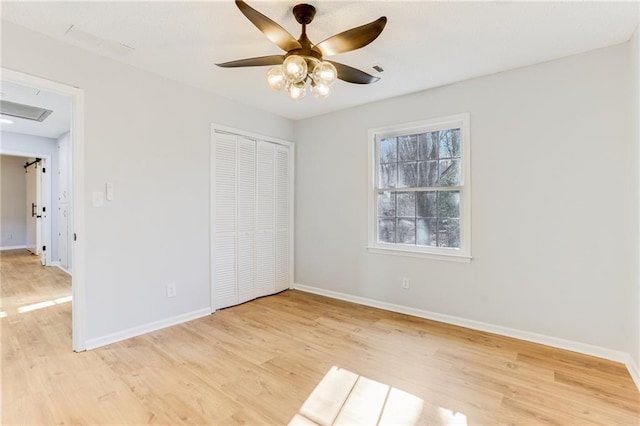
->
[[287, 80, 307, 100], [267, 66, 286, 90], [311, 81, 331, 99], [312, 62, 338, 86], [283, 55, 308, 83]]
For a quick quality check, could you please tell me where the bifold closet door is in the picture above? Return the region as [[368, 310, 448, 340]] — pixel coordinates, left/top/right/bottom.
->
[[212, 130, 291, 310]]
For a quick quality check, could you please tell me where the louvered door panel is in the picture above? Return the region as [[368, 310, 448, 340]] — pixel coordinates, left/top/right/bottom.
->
[[275, 145, 290, 292], [256, 142, 274, 231], [213, 234, 237, 309], [237, 137, 256, 303], [237, 137, 256, 232], [238, 232, 255, 304], [255, 230, 275, 297], [212, 133, 237, 309], [214, 134, 237, 233], [255, 141, 275, 297]]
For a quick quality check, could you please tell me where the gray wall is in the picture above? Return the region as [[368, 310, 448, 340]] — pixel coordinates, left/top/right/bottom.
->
[[294, 43, 637, 357], [630, 24, 640, 373], [0, 154, 27, 247]]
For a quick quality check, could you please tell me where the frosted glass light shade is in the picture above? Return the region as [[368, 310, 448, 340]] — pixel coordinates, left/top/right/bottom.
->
[[287, 81, 306, 100], [283, 55, 308, 83], [266, 66, 286, 90], [311, 81, 331, 99], [312, 61, 338, 86]]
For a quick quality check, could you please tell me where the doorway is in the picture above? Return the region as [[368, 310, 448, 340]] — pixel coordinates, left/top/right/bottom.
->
[[1, 68, 86, 351]]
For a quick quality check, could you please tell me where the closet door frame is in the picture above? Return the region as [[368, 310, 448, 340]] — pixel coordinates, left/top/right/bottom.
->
[[210, 124, 294, 313]]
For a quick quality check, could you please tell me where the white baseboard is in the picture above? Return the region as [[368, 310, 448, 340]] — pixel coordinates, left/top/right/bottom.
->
[[85, 307, 211, 350], [53, 263, 72, 275], [0, 244, 27, 251], [293, 283, 640, 392], [625, 357, 640, 391]]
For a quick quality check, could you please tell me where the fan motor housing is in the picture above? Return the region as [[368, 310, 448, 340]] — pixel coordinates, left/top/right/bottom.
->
[[293, 4, 316, 25]]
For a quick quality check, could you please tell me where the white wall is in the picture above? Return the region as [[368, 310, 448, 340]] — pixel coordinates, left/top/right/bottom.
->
[[0, 154, 27, 248], [630, 24, 640, 373], [294, 43, 636, 355], [0, 131, 59, 259], [1, 21, 294, 343]]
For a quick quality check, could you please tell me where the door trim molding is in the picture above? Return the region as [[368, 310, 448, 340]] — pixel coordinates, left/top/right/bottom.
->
[[1, 67, 87, 352]]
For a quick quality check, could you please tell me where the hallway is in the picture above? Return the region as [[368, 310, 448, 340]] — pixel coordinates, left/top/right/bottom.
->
[[0, 249, 71, 317]]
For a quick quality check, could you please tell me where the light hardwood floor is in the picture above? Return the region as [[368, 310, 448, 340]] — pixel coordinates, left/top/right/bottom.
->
[[1, 249, 638, 425]]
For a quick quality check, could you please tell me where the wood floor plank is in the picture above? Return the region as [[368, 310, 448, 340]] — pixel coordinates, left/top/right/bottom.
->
[[1, 249, 638, 425]]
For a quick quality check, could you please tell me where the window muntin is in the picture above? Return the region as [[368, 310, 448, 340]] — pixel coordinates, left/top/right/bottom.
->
[[369, 114, 470, 260]]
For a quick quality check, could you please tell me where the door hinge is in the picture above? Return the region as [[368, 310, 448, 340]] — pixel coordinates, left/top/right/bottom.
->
[[42, 245, 46, 251], [42, 168, 46, 173], [43, 206, 46, 212], [74, 233, 77, 241]]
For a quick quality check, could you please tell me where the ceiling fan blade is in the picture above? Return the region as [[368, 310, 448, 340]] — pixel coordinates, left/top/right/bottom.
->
[[216, 55, 284, 68], [328, 61, 380, 84], [235, 0, 301, 52], [315, 17, 387, 56]]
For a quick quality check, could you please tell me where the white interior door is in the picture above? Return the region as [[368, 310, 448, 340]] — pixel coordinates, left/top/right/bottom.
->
[[25, 161, 41, 256]]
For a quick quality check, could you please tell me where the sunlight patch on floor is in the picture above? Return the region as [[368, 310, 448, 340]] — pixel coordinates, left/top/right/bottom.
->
[[290, 366, 467, 426], [13, 295, 72, 314]]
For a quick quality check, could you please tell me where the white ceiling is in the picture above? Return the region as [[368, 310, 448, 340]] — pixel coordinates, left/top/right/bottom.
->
[[0, 81, 71, 139], [1, 1, 638, 121]]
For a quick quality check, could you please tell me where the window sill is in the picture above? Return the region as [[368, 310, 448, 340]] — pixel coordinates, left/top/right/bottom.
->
[[366, 246, 472, 263]]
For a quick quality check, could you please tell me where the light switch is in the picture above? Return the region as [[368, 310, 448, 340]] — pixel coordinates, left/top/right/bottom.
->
[[106, 182, 114, 201], [92, 191, 104, 207]]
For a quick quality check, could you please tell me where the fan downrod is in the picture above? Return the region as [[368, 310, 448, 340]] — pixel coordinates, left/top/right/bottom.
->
[[293, 4, 316, 25]]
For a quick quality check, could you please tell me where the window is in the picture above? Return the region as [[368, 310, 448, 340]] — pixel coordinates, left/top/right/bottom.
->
[[368, 113, 471, 261]]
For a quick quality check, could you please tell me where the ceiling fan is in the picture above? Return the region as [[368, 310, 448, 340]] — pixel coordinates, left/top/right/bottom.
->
[[216, 0, 387, 99]]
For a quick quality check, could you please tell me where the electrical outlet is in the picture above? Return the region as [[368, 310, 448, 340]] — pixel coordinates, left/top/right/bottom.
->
[[166, 283, 177, 298], [402, 277, 409, 289]]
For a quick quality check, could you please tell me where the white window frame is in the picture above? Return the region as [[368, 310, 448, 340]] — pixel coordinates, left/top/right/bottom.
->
[[367, 113, 471, 262]]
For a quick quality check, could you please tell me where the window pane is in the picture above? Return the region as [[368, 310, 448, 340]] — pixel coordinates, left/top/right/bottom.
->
[[378, 219, 396, 243], [416, 192, 437, 217], [397, 192, 416, 217], [397, 218, 415, 244], [378, 192, 396, 217], [438, 191, 460, 218], [398, 162, 417, 187], [418, 161, 438, 187], [438, 159, 461, 186], [379, 164, 397, 188], [418, 133, 438, 160], [380, 137, 397, 163], [417, 218, 437, 246], [438, 219, 460, 248], [398, 135, 418, 161], [438, 129, 461, 159]]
